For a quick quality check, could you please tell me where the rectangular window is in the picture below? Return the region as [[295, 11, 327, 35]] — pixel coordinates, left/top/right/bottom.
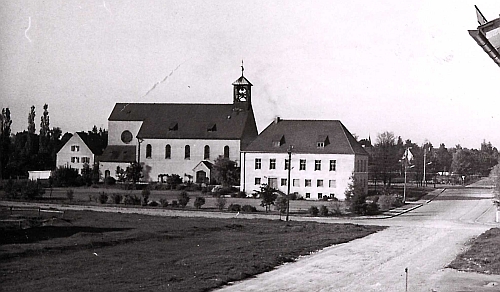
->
[[82, 157, 90, 164], [305, 179, 311, 187], [293, 179, 300, 187], [329, 160, 337, 171], [71, 157, 80, 163], [255, 158, 261, 169], [281, 178, 287, 186], [300, 159, 306, 170], [317, 179, 323, 187], [284, 159, 290, 170], [318, 193, 323, 199], [270, 158, 276, 170], [330, 193, 335, 199], [255, 177, 261, 185], [71, 145, 80, 152], [329, 180, 337, 188], [317, 142, 324, 148], [305, 193, 310, 199], [315, 160, 321, 171]]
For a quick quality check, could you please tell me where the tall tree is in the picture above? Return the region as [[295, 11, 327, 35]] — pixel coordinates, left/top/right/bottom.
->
[[39, 104, 50, 153], [28, 105, 36, 134], [371, 131, 401, 186], [0, 108, 13, 179]]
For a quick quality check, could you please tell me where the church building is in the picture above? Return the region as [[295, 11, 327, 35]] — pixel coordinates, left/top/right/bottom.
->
[[99, 68, 258, 183]]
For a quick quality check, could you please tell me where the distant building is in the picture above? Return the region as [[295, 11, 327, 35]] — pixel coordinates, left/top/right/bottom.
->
[[56, 132, 106, 174], [99, 69, 258, 183], [240, 118, 369, 200]]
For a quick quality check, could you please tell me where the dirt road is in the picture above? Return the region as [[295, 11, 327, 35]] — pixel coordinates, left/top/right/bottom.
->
[[217, 185, 499, 292]]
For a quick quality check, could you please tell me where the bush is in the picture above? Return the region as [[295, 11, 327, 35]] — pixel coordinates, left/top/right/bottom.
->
[[235, 191, 247, 198], [177, 191, 190, 207], [308, 206, 319, 216], [227, 203, 241, 212], [160, 198, 169, 207], [330, 201, 344, 216], [21, 180, 45, 200], [123, 194, 141, 205], [98, 192, 108, 204], [112, 193, 123, 204], [241, 204, 257, 212], [105, 176, 116, 185], [319, 205, 329, 216], [366, 201, 380, 215], [194, 197, 206, 209], [5, 179, 21, 199], [141, 188, 151, 206], [52, 166, 79, 187], [66, 189, 74, 201], [171, 200, 179, 207], [148, 201, 159, 207], [215, 196, 226, 210], [377, 195, 403, 211]]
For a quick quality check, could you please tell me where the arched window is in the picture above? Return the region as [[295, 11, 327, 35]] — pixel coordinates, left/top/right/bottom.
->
[[185, 145, 190, 159], [146, 144, 152, 158], [204, 145, 210, 160], [223, 146, 230, 158], [165, 144, 171, 159]]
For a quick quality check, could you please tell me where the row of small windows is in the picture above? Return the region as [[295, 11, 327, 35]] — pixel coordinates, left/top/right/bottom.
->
[[71, 157, 90, 164], [145, 144, 230, 160], [255, 159, 337, 171], [254, 178, 337, 188]]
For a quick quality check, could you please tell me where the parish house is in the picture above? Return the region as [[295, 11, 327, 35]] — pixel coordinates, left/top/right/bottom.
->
[[240, 118, 368, 200]]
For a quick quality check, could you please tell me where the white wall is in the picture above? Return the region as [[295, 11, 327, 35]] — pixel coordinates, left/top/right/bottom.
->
[[139, 138, 241, 182], [240, 152, 368, 200]]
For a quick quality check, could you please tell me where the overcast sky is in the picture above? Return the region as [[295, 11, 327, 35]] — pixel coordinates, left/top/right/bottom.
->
[[1, 0, 498, 149]]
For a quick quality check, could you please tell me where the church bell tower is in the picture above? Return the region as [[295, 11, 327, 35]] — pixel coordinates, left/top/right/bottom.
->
[[232, 61, 253, 110]]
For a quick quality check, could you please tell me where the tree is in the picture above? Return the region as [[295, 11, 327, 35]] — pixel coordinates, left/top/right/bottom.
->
[[255, 184, 278, 212], [0, 108, 12, 179], [344, 174, 368, 215], [28, 105, 36, 134], [435, 143, 452, 173], [39, 104, 50, 153], [371, 131, 402, 186], [276, 195, 288, 215], [116, 166, 126, 182], [177, 191, 190, 207], [212, 156, 239, 187], [451, 148, 474, 177], [194, 197, 206, 209], [126, 161, 143, 186]]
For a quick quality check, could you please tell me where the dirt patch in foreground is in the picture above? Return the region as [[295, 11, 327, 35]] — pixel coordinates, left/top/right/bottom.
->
[[0, 209, 384, 292]]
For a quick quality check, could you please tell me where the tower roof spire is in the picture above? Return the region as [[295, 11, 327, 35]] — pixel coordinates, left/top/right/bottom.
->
[[241, 60, 244, 76]]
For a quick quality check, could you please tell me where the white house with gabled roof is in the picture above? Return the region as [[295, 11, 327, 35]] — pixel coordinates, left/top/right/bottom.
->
[[240, 118, 368, 200]]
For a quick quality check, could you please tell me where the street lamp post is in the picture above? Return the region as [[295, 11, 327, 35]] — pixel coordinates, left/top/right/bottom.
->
[[286, 146, 292, 222]]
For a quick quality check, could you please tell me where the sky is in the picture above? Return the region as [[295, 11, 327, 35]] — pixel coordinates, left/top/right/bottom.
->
[[0, 0, 499, 150]]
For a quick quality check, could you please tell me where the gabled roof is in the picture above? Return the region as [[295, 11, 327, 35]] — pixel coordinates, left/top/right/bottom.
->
[[244, 120, 368, 155], [99, 145, 136, 162], [76, 132, 106, 155], [108, 103, 255, 140], [232, 76, 253, 86]]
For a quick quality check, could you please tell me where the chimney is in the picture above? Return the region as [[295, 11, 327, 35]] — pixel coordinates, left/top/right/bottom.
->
[[274, 116, 281, 124]]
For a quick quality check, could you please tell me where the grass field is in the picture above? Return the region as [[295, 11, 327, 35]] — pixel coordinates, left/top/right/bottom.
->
[[0, 209, 384, 292], [448, 227, 500, 275]]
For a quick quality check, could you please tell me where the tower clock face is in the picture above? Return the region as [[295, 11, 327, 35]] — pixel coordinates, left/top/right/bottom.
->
[[237, 87, 247, 101]]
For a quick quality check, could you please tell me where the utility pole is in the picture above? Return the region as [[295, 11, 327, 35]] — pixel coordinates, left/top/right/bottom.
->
[[286, 145, 292, 221], [423, 146, 427, 187]]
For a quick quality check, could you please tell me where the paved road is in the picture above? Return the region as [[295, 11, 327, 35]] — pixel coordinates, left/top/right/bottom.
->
[[216, 184, 499, 292], [2, 184, 499, 291]]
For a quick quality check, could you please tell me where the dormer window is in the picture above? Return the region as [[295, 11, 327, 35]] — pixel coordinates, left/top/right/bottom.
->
[[207, 124, 217, 132], [168, 122, 178, 131], [316, 135, 329, 148], [272, 135, 285, 147]]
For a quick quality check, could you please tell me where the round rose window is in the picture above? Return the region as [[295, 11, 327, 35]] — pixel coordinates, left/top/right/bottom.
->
[[121, 130, 133, 144]]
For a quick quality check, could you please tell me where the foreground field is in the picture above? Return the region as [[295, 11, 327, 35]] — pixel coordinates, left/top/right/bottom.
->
[[0, 209, 383, 292]]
